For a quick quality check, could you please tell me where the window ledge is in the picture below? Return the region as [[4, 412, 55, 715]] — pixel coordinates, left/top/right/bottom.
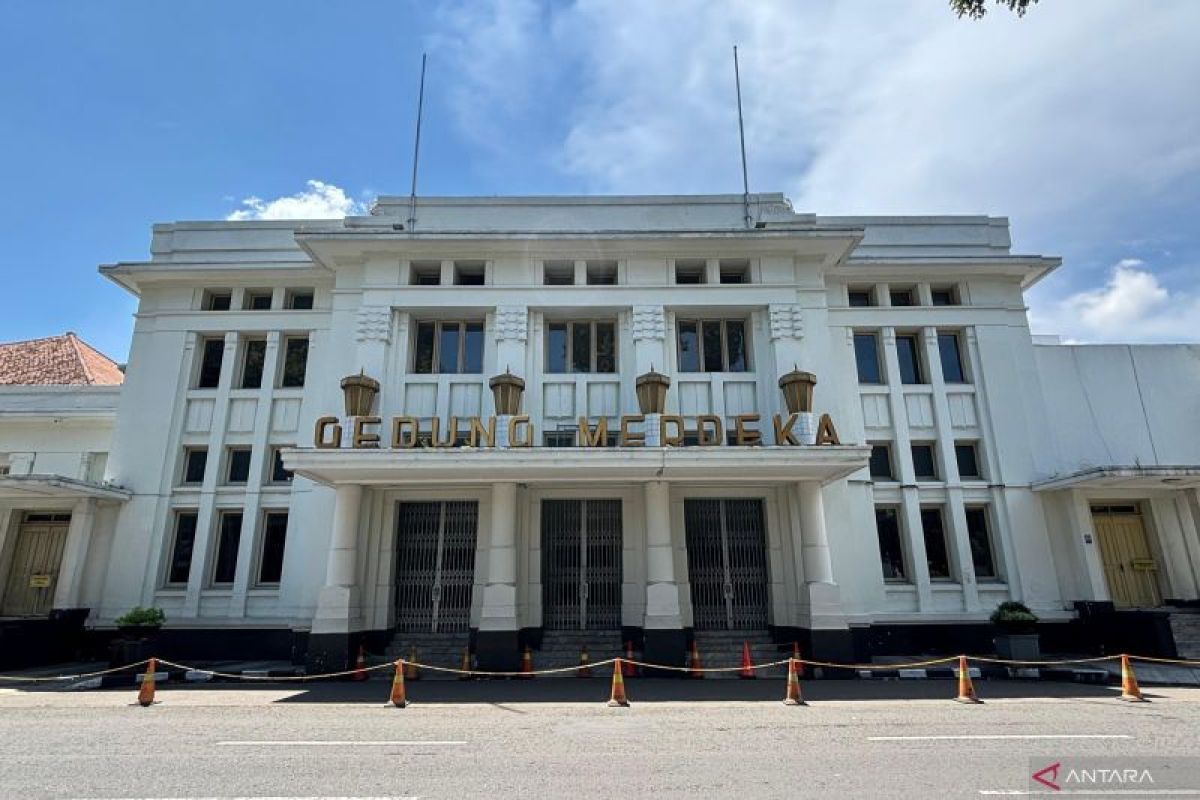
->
[[930, 582, 963, 591]]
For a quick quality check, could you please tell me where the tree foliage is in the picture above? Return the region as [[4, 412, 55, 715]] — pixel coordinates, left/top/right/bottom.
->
[[950, 0, 1039, 19]]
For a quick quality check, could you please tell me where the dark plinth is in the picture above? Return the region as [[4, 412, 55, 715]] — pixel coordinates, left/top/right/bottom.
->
[[643, 629, 687, 677], [475, 630, 521, 672], [306, 632, 354, 674]]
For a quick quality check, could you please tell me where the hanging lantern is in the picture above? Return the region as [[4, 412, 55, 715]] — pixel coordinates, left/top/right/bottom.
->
[[635, 368, 671, 415], [340, 372, 380, 416], [489, 370, 526, 415], [778, 368, 817, 414]]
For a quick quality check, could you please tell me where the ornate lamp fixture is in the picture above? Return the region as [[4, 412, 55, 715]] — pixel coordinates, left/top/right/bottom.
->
[[778, 367, 817, 414], [489, 368, 526, 415], [635, 367, 671, 415], [340, 371, 380, 416]]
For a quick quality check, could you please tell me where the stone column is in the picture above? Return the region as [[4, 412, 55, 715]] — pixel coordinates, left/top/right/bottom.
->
[[52, 498, 96, 611], [476, 482, 520, 671], [307, 483, 363, 672], [642, 481, 685, 667], [795, 481, 851, 661]]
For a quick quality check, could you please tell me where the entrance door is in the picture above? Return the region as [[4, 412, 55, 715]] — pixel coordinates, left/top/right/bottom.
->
[[684, 499, 769, 630], [1, 513, 71, 617], [1092, 504, 1161, 608], [394, 501, 479, 632], [541, 499, 623, 630]]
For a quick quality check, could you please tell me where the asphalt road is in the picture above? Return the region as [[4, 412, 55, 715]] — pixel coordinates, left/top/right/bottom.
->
[[1, 680, 1198, 799]]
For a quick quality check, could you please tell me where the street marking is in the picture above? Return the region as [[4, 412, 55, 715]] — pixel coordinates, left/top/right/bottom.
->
[[216, 740, 465, 747], [70, 796, 418, 800], [870, 734, 1132, 741], [980, 791, 1200, 796]]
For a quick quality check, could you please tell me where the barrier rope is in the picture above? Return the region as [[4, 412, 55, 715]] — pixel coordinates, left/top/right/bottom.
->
[[0, 659, 150, 684]]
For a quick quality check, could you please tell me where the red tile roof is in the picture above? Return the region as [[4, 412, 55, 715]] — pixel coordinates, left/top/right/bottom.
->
[[0, 333, 124, 386]]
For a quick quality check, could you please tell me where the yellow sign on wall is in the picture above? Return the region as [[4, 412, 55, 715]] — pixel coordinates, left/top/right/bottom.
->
[[28, 574, 51, 589]]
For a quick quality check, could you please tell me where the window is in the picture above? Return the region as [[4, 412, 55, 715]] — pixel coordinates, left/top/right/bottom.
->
[[719, 260, 750, 284], [853, 333, 883, 384], [286, 289, 314, 310], [280, 336, 309, 387], [544, 430, 577, 447], [889, 288, 915, 307], [546, 321, 616, 373], [911, 443, 938, 480], [454, 261, 485, 285], [182, 448, 207, 485], [413, 321, 484, 374], [674, 260, 706, 284], [938, 332, 967, 383], [270, 447, 293, 483], [931, 286, 958, 306], [920, 507, 952, 580], [676, 320, 748, 372], [204, 290, 231, 311], [965, 507, 997, 580], [875, 507, 906, 581], [955, 442, 981, 480], [410, 262, 441, 285], [258, 511, 288, 584], [586, 261, 618, 285], [868, 444, 894, 480], [196, 337, 225, 389], [167, 511, 198, 585], [240, 338, 267, 389], [895, 334, 924, 384], [212, 511, 242, 585], [848, 287, 875, 307], [226, 447, 252, 484], [244, 290, 273, 310], [543, 261, 575, 285]]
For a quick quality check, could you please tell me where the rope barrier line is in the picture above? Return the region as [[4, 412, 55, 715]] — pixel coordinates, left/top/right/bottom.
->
[[967, 654, 1119, 666], [154, 658, 396, 682], [0, 659, 151, 684]]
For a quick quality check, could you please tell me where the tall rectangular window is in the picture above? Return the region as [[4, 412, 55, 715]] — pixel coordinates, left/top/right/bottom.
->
[[182, 448, 207, 485], [868, 444, 894, 480], [258, 511, 288, 584], [896, 334, 924, 384], [280, 336, 309, 387], [853, 333, 882, 384], [965, 506, 997, 580], [955, 442, 981, 480], [414, 321, 484, 374], [920, 507, 952, 580], [911, 443, 938, 480], [938, 332, 967, 383], [226, 447, 252, 484], [196, 338, 225, 389], [167, 511, 198, 585], [875, 507, 906, 581], [240, 338, 267, 389], [546, 321, 617, 374], [212, 511, 243, 585], [676, 320, 748, 373], [270, 447, 293, 483]]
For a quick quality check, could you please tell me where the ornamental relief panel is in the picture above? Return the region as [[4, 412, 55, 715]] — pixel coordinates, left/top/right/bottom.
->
[[495, 306, 528, 342], [355, 305, 392, 343], [632, 305, 666, 342], [768, 303, 804, 340]]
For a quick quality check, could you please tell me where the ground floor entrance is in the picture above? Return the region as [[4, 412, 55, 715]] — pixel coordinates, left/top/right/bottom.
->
[[540, 499, 623, 631], [1, 512, 71, 617], [1091, 504, 1162, 608], [393, 501, 479, 632], [683, 499, 770, 631]]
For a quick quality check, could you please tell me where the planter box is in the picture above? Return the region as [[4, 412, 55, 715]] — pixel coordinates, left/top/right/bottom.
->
[[995, 632, 1040, 661]]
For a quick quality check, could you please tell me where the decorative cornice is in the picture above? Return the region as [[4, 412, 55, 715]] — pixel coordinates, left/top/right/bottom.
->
[[495, 306, 528, 342], [355, 306, 392, 343], [768, 303, 804, 341], [632, 305, 666, 342]]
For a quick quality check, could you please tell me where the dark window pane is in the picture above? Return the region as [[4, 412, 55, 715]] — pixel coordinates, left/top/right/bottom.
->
[[853, 334, 881, 384], [438, 323, 461, 374], [547, 323, 568, 373], [259, 512, 288, 583], [544, 431, 576, 447], [241, 340, 266, 389], [678, 322, 700, 372], [414, 322, 435, 374], [183, 449, 207, 484], [965, 508, 996, 579], [463, 322, 484, 373], [572, 322, 592, 373], [869, 445, 893, 480], [227, 449, 251, 483], [271, 449, 292, 483], [938, 333, 966, 383], [289, 292, 314, 310], [724, 320, 747, 372], [920, 508, 951, 579], [955, 443, 980, 479], [702, 321, 724, 372], [890, 289, 914, 306], [896, 335, 923, 384], [213, 512, 242, 584], [455, 267, 485, 285], [595, 323, 616, 373], [931, 288, 955, 306], [875, 508, 906, 581], [912, 444, 937, 480], [168, 513, 198, 584], [848, 290, 872, 307], [197, 338, 224, 388], [248, 293, 272, 310], [281, 337, 308, 387], [206, 292, 231, 311]]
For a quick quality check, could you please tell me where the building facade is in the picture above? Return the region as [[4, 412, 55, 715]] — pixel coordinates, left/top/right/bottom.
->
[[2, 194, 1198, 670]]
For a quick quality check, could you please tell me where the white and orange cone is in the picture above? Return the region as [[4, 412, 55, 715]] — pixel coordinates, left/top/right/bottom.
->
[[783, 657, 806, 706], [137, 657, 157, 707], [389, 660, 408, 708], [739, 641, 755, 679], [954, 656, 982, 704], [607, 658, 630, 707], [1119, 654, 1148, 702]]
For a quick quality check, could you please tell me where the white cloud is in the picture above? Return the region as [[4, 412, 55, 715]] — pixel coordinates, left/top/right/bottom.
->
[[226, 180, 366, 221]]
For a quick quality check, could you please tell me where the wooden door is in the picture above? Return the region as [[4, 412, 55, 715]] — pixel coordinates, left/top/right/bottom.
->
[[1092, 506, 1161, 608], [1, 520, 69, 616]]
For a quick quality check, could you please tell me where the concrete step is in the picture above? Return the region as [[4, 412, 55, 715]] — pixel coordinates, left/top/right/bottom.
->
[[1168, 610, 1200, 660]]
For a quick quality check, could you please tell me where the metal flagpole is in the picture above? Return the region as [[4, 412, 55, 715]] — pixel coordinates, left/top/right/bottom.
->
[[407, 53, 428, 232], [733, 46, 752, 230]]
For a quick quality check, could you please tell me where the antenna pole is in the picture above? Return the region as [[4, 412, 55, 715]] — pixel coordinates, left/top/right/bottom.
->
[[407, 53, 428, 232], [733, 45, 752, 230]]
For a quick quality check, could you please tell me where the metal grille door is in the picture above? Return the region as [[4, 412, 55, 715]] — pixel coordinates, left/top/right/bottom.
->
[[542, 499, 623, 630], [684, 499, 768, 630], [394, 501, 479, 632], [1, 520, 69, 617]]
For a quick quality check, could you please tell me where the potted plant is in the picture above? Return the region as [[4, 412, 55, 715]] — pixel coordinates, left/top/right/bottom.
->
[[109, 607, 165, 667], [991, 601, 1040, 661]]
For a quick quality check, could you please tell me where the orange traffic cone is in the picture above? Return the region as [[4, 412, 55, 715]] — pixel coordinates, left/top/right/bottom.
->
[[1119, 654, 1148, 702], [405, 647, 420, 680], [623, 641, 636, 677], [739, 641, 755, 679], [520, 645, 534, 678], [792, 641, 805, 678], [578, 644, 591, 678], [389, 660, 407, 708], [954, 655, 982, 704], [136, 657, 157, 707], [607, 658, 630, 707], [783, 657, 806, 706], [689, 639, 704, 679], [458, 647, 472, 680], [352, 645, 368, 682]]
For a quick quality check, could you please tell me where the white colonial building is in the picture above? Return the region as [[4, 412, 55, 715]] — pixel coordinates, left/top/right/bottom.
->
[[1, 194, 1197, 670]]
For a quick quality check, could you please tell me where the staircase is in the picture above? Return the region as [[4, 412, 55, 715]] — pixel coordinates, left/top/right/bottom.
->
[[692, 630, 786, 679], [534, 630, 625, 677], [384, 630, 472, 680], [1168, 609, 1200, 660]]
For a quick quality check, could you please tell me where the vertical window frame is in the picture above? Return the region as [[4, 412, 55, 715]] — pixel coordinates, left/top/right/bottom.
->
[[279, 335, 309, 388], [225, 446, 252, 485], [211, 510, 243, 586], [964, 505, 999, 581], [874, 506, 908, 582], [256, 510, 289, 585], [196, 336, 225, 389], [165, 510, 199, 586], [920, 506, 953, 581], [853, 332, 883, 384], [412, 320, 486, 375], [675, 319, 750, 373], [895, 333, 925, 384], [937, 330, 968, 384], [239, 337, 267, 390], [181, 447, 208, 486]]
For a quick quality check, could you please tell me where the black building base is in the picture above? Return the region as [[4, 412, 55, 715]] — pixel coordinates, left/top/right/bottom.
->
[[642, 628, 687, 675], [476, 629, 521, 672], [305, 632, 355, 674]]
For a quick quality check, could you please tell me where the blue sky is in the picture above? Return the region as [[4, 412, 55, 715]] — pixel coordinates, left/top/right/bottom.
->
[[2, 1, 1198, 360]]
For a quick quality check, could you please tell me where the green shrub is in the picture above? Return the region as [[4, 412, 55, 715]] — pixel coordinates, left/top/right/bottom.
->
[[990, 601, 1038, 627], [114, 606, 166, 627]]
